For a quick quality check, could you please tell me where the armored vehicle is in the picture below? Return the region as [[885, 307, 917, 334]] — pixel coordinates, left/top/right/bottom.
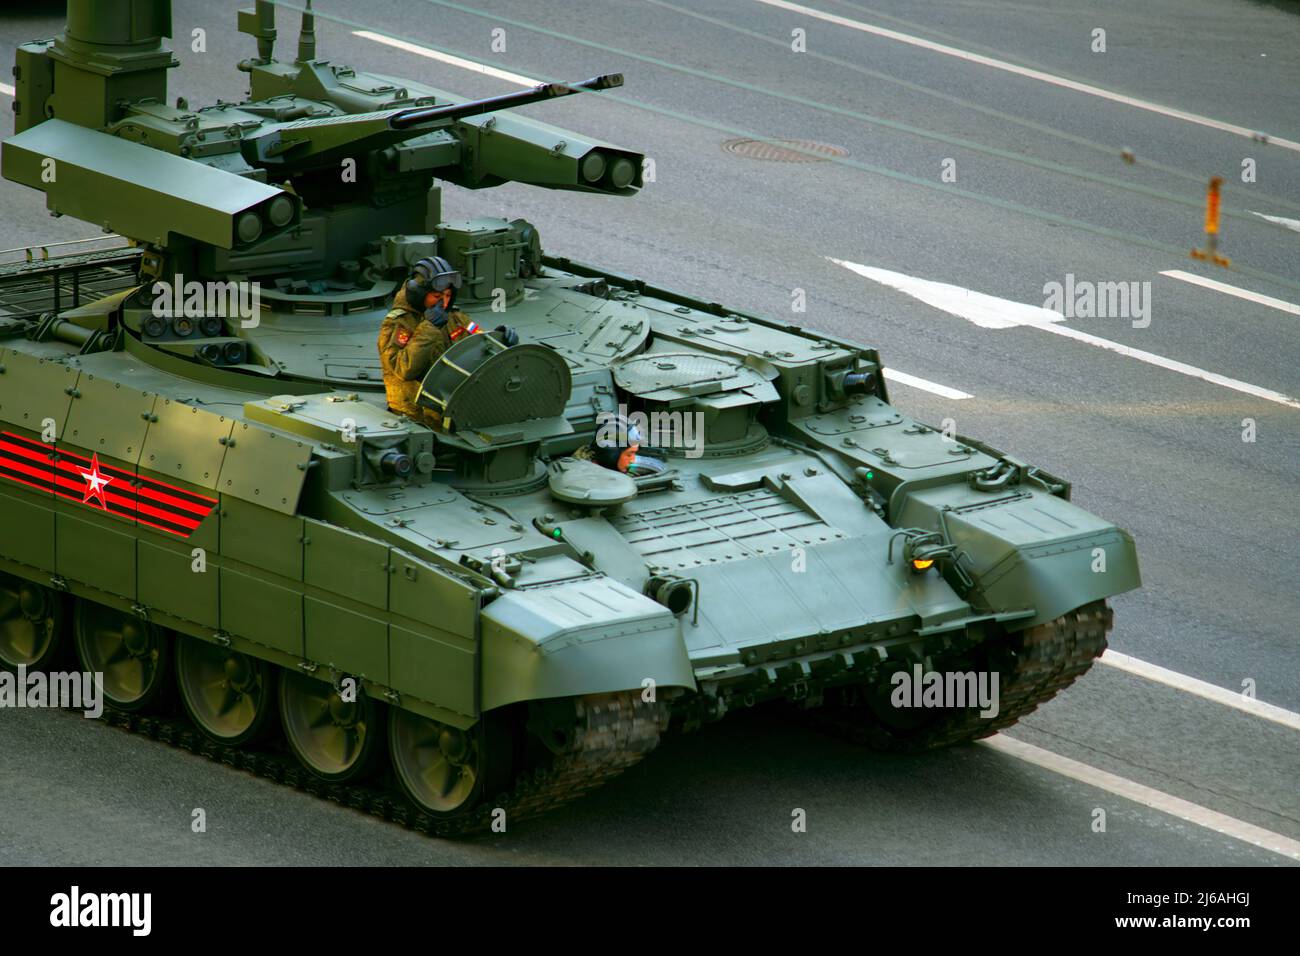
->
[[0, 1, 1139, 833]]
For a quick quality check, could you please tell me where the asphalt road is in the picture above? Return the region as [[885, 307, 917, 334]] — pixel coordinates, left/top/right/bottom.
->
[[0, 0, 1297, 866]]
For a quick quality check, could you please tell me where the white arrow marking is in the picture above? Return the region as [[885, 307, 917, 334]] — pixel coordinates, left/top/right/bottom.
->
[[832, 258, 1300, 409], [831, 258, 1064, 330], [1161, 269, 1300, 318]]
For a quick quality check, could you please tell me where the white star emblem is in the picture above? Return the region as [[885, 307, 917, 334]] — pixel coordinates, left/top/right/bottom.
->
[[77, 452, 114, 508]]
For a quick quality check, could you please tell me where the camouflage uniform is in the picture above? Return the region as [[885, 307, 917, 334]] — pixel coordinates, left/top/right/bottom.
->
[[377, 286, 477, 426]]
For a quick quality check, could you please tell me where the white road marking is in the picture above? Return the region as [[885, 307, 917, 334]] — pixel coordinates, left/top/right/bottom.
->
[[1100, 650, 1300, 731], [833, 258, 1300, 410], [883, 368, 973, 400], [0, 83, 14, 98], [1042, 321, 1300, 408], [982, 734, 1300, 862], [354, 32, 539, 86], [755, 0, 1300, 153], [1251, 211, 1300, 233], [1162, 269, 1300, 317], [831, 257, 1063, 329]]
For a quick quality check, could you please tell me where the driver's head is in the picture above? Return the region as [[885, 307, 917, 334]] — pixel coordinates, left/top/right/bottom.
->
[[592, 412, 666, 476], [405, 255, 462, 310]]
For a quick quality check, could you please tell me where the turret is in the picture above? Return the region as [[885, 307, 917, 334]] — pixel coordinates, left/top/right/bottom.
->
[[2, 0, 643, 284]]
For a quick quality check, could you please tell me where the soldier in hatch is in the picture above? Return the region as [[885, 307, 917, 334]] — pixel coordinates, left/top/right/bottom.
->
[[577, 411, 667, 476], [378, 255, 518, 426]]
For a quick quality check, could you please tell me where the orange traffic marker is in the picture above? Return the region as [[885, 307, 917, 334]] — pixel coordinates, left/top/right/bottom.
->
[[1190, 176, 1231, 267]]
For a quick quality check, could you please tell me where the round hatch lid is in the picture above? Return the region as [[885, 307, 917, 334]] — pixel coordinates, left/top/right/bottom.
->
[[613, 351, 768, 401], [547, 457, 637, 506], [418, 334, 571, 430]]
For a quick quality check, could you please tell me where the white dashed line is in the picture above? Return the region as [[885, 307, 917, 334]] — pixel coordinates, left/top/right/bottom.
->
[[754, 0, 1300, 153], [833, 258, 1300, 410], [354, 32, 539, 86], [982, 735, 1300, 862], [0, 83, 14, 98], [1041, 321, 1300, 408], [1162, 269, 1300, 317], [1100, 650, 1300, 731], [883, 368, 973, 400]]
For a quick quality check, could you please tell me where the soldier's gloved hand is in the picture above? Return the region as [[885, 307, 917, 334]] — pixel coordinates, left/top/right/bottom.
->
[[494, 325, 520, 347], [423, 304, 449, 328]]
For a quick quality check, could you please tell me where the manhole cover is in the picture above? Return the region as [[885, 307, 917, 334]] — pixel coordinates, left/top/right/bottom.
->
[[721, 138, 849, 162]]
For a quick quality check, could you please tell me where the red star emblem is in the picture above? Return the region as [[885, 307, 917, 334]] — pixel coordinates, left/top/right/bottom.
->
[[77, 452, 114, 508]]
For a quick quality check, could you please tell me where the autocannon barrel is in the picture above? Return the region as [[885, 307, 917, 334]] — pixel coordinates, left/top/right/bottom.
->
[[390, 74, 624, 130]]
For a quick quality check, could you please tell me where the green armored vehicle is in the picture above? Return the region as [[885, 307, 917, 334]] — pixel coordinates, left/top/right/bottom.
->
[[0, 1, 1139, 832]]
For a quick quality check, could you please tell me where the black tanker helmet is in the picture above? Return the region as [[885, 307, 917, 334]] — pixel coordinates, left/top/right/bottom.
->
[[405, 255, 463, 309], [592, 412, 667, 477]]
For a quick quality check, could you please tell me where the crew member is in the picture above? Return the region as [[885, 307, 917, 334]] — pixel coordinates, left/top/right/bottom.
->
[[378, 255, 518, 425], [577, 412, 667, 476]]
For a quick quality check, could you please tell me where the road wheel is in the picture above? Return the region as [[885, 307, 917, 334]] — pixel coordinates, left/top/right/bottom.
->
[[0, 573, 65, 671], [72, 599, 169, 711], [175, 636, 275, 745], [389, 708, 512, 818], [279, 669, 383, 782]]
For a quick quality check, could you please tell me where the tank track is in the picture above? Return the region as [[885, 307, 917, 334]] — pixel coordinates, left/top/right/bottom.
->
[[811, 601, 1112, 752], [70, 605, 1107, 828], [89, 690, 666, 838]]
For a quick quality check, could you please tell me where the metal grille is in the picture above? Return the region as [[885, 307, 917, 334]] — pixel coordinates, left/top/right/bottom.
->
[[611, 488, 845, 570]]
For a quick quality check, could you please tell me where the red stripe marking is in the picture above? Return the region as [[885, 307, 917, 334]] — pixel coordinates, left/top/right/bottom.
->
[[135, 497, 201, 530], [137, 483, 216, 517], [0, 455, 56, 486], [1, 432, 214, 538], [53, 488, 135, 520], [0, 439, 55, 467], [53, 470, 198, 527], [137, 471, 217, 505], [0, 467, 53, 494], [1, 431, 53, 452], [136, 515, 189, 537]]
